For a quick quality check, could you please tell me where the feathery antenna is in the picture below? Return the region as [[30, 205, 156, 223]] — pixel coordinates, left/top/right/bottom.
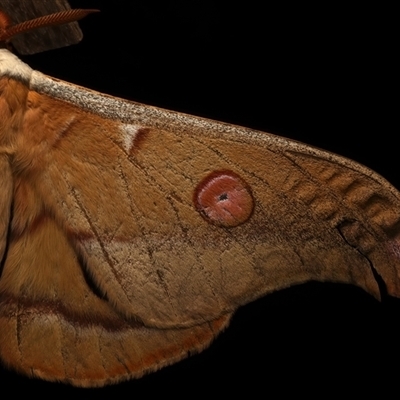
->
[[0, 9, 98, 42]]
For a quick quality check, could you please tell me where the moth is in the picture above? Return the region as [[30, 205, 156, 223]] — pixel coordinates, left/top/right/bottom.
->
[[0, 4, 399, 389]]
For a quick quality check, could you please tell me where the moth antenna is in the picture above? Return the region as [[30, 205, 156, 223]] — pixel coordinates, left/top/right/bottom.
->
[[0, 9, 99, 42]]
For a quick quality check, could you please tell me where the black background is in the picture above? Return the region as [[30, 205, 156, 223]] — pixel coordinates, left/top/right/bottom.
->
[[1, 1, 397, 396]]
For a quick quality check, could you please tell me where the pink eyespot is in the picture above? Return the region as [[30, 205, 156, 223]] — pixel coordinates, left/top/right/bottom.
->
[[194, 170, 254, 228]]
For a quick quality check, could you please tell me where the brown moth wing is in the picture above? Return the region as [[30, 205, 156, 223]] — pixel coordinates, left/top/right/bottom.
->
[[0, 203, 230, 387], [1, 49, 400, 386], [0, 54, 232, 386], [0, 155, 12, 262], [27, 69, 400, 328]]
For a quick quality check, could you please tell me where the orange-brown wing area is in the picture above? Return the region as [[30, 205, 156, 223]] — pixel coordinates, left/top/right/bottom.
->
[[0, 78, 231, 386], [0, 195, 230, 386], [3, 76, 400, 385], [0, 155, 12, 262], [8, 77, 400, 331]]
